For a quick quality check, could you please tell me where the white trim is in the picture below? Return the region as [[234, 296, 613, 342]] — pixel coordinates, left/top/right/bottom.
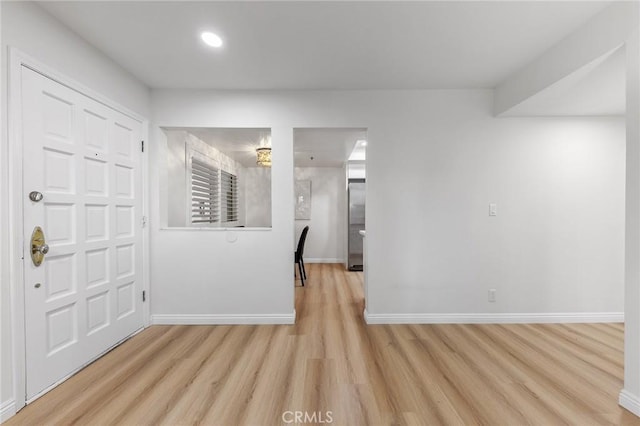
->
[[620, 389, 640, 417], [305, 258, 344, 264], [7, 48, 150, 411], [363, 310, 624, 324], [0, 400, 17, 422], [8, 46, 28, 414], [141, 122, 151, 327], [151, 311, 296, 325]]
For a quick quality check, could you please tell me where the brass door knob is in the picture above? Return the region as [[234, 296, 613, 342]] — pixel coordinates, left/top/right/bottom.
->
[[31, 226, 48, 266]]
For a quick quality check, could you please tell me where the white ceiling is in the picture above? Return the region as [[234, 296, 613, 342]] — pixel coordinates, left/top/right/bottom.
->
[[504, 46, 626, 116], [38, 1, 610, 90], [294, 128, 367, 167]]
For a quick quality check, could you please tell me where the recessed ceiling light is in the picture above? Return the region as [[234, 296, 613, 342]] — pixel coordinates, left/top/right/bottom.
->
[[359, 140, 367, 146], [201, 31, 223, 48]]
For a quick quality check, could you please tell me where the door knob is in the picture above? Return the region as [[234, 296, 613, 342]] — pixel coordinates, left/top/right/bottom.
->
[[30, 226, 48, 267], [29, 191, 44, 202]]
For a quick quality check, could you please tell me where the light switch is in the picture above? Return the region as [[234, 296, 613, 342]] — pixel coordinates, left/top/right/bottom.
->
[[489, 203, 497, 216]]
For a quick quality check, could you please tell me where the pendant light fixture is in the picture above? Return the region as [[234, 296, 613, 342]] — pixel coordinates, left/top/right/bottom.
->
[[256, 134, 272, 167]]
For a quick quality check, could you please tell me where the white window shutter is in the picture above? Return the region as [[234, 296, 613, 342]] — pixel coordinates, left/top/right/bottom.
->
[[191, 157, 220, 224]]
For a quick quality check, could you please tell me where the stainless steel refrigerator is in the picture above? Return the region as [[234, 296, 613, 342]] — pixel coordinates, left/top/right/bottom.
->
[[347, 179, 365, 271]]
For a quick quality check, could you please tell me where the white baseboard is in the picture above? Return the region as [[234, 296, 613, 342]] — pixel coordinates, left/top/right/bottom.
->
[[151, 311, 296, 325], [620, 390, 640, 417], [363, 310, 624, 324], [305, 258, 344, 264], [1, 399, 16, 422]]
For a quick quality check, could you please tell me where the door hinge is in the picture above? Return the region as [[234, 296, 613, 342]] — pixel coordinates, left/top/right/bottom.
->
[[141, 215, 147, 228], [142, 290, 146, 302], [141, 140, 144, 152]]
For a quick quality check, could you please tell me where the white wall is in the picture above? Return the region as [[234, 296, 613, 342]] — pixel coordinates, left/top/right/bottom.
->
[[166, 131, 189, 227], [244, 167, 272, 228], [370, 114, 625, 317], [621, 17, 640, 414], [496, 1, 637, 115], [150, 89, 625, 322], [1, 2, 149, 117], [1, 1, 150, 418], [294, 167, 346, 263], [347, 162, 366, 179], [152, 113, 294, 321]]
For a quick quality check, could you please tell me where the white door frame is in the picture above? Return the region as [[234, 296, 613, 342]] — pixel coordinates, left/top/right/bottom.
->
[[7, 47, 151, 411]]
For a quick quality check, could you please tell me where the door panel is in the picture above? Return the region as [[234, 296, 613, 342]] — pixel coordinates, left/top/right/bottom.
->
[[22, 67, 144, 399]]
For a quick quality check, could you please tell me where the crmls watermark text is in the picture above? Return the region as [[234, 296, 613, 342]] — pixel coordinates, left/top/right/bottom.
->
[[282, 411, 333, 424]]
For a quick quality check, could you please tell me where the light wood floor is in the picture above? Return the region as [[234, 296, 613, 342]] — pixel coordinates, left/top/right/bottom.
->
[[7, 263, 640, 425]]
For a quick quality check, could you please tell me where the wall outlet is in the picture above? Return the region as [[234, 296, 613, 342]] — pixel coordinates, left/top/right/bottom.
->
[[488, 289, 496, 302], [489, 203, 497, 216]]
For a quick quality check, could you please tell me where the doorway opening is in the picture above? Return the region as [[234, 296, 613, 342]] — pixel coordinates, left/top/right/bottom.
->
[[292, 128, 367, 285]]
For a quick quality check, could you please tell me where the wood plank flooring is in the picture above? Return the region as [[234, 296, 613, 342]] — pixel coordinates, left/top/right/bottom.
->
[[7, 263, 640, 425]]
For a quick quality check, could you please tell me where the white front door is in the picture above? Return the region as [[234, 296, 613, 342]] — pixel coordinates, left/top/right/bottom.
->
[[21, 67, 144, 399]]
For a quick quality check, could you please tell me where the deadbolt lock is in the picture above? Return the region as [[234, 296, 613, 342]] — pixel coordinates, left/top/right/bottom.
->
[[30, 226, 49, 267], [29, 191, 44, 202]]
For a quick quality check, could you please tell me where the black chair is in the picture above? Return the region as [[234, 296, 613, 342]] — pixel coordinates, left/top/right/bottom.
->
[[295, 226, 309, 286]]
